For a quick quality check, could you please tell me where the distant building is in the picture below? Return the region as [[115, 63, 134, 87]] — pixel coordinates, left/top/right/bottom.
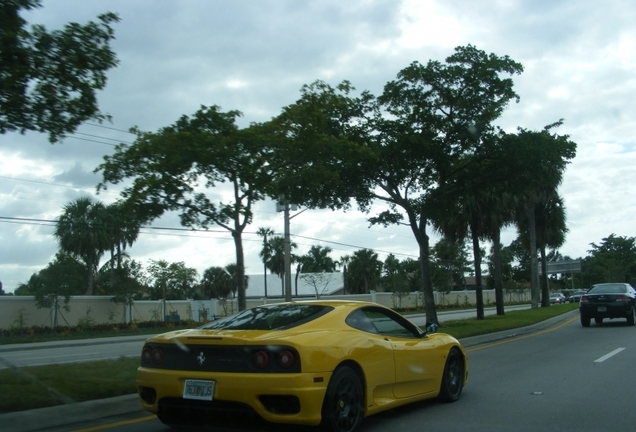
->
[[243, 272, 344, 299]]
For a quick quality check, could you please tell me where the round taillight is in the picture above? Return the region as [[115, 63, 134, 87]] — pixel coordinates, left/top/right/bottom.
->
[[278, 350, 295, 368], [151, 347, 164, 365], [142, 346, 153, 364], [253, 350, 270, 369]]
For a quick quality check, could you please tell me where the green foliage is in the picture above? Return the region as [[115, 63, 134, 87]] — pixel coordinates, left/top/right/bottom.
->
[[430, 238, 470, 293], [265, 80, 377, 210], [579, 234, 636, 286], [343, 248, 383, 294], [31, 252, 86, 312], [0, 0, 120, 142], [260, 236, 296, 281], [10, 308, 29, 333], [298, 245, 337, 273], [53, 197, 110, 295], [96, 105, 269, 310], [102, 258, 146, 303], [145, 259, 198, 300], [76, 307, 97, 329]]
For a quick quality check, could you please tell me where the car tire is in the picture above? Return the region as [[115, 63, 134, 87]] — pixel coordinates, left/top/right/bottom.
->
[[438, 347, 464, 402], [321, 365, 364, 432], [580, 314, 591, 327], [627, 308, 636, 326]]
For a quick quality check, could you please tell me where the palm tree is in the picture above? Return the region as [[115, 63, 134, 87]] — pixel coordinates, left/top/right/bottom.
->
[[262, 236, 296, 295], [100, 201, 142, 294], [344, 249, 382, 294], [200, 266, 232, 299], [431, 194, 486, 319], [517, 190, 568, 307], [256, 227, 275, 298], [224, 264, 249, 299], [298, 245, 337, 273], [105, 202, 142, 270], [54, 197, 110, 295], [500, 124, 576, 307]]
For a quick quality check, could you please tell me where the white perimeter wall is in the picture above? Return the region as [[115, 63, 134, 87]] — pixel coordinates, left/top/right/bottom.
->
[[0, 289, 532, 330]]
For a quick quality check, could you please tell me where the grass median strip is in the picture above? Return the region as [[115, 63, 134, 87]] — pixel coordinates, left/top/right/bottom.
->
[[440, 302, 578, 339], [0, 303, 579, 414], [0, 356, 139, 414]]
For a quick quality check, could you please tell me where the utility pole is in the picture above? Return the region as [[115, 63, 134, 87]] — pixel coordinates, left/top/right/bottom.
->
[[277, 200, 307, 302], [284, 202, 292, 302]]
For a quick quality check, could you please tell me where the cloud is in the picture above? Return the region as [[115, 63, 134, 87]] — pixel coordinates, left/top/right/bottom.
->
[[1, 0, 635, 292]]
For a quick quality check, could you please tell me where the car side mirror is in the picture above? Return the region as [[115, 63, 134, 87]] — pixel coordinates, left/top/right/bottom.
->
[[425, 322, 438, 334]]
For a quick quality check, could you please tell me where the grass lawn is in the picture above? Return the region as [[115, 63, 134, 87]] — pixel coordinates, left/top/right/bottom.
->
[[0, 302, 579, 414]]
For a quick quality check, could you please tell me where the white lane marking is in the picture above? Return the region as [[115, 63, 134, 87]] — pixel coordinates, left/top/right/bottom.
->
[[594, 347, 626, 363]]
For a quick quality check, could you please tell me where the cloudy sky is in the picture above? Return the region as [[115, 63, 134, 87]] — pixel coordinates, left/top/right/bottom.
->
[[1, 0, 635, 294]]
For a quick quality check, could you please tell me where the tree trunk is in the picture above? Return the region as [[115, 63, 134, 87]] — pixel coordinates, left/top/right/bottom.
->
[[540, 246, 550, 307], [492, 228, 505, 316], [232, 230, 246, 311], [86, 256, 94, 295], [528, 202, 540, 308], [471, 219, 484, 320], [416, 228, 438, 325]]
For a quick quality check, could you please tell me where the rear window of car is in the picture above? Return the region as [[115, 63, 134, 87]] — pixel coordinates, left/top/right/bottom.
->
[[588, 284, 628, 294], [200, 304, 333, 330]]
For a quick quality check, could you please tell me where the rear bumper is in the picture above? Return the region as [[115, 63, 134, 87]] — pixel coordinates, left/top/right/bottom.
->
[[137, 367, 330, 426], [579, 303, 633, 319]]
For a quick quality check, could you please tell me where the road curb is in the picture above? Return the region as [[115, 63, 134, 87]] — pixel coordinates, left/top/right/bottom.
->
[[458, 309, 579, 348], [0, 394, 141, 432], [0, 335, 154, 353]]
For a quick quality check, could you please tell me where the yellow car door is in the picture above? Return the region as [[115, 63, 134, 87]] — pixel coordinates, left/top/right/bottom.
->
[[389, 335, 443, 398]]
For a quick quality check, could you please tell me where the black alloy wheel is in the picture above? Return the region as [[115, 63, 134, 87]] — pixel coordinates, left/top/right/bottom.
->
[[438, 348, 464, 402], [321, 366, 364, 432]]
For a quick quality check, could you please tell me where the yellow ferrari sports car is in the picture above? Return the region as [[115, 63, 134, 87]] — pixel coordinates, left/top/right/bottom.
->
[[137, 300, 468, 432]]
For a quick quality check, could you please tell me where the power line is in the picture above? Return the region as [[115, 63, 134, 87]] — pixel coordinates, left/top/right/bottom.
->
[[0, 215, 415, 257], [0, 175, 90, 190], [86, 122, 136, 135]]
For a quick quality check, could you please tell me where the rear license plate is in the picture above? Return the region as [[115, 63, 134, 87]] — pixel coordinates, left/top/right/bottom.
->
[[183, 379, 215, 401], [597, 306, 607, 312]]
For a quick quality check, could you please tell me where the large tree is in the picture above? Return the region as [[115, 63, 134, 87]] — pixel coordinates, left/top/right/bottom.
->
[[97, 105, 271, 311], [498, 122, 577, 307], [54, 196, 110, 295], [1, 0, 119, 142], [26, 252, 86, 326], [363, 45, 523, 323], [585, 234, 636, 285], [145, 259, 199, 319]]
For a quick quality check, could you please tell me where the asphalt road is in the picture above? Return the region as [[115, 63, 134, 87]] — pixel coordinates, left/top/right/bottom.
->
[[28, 310, 635, 432]]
